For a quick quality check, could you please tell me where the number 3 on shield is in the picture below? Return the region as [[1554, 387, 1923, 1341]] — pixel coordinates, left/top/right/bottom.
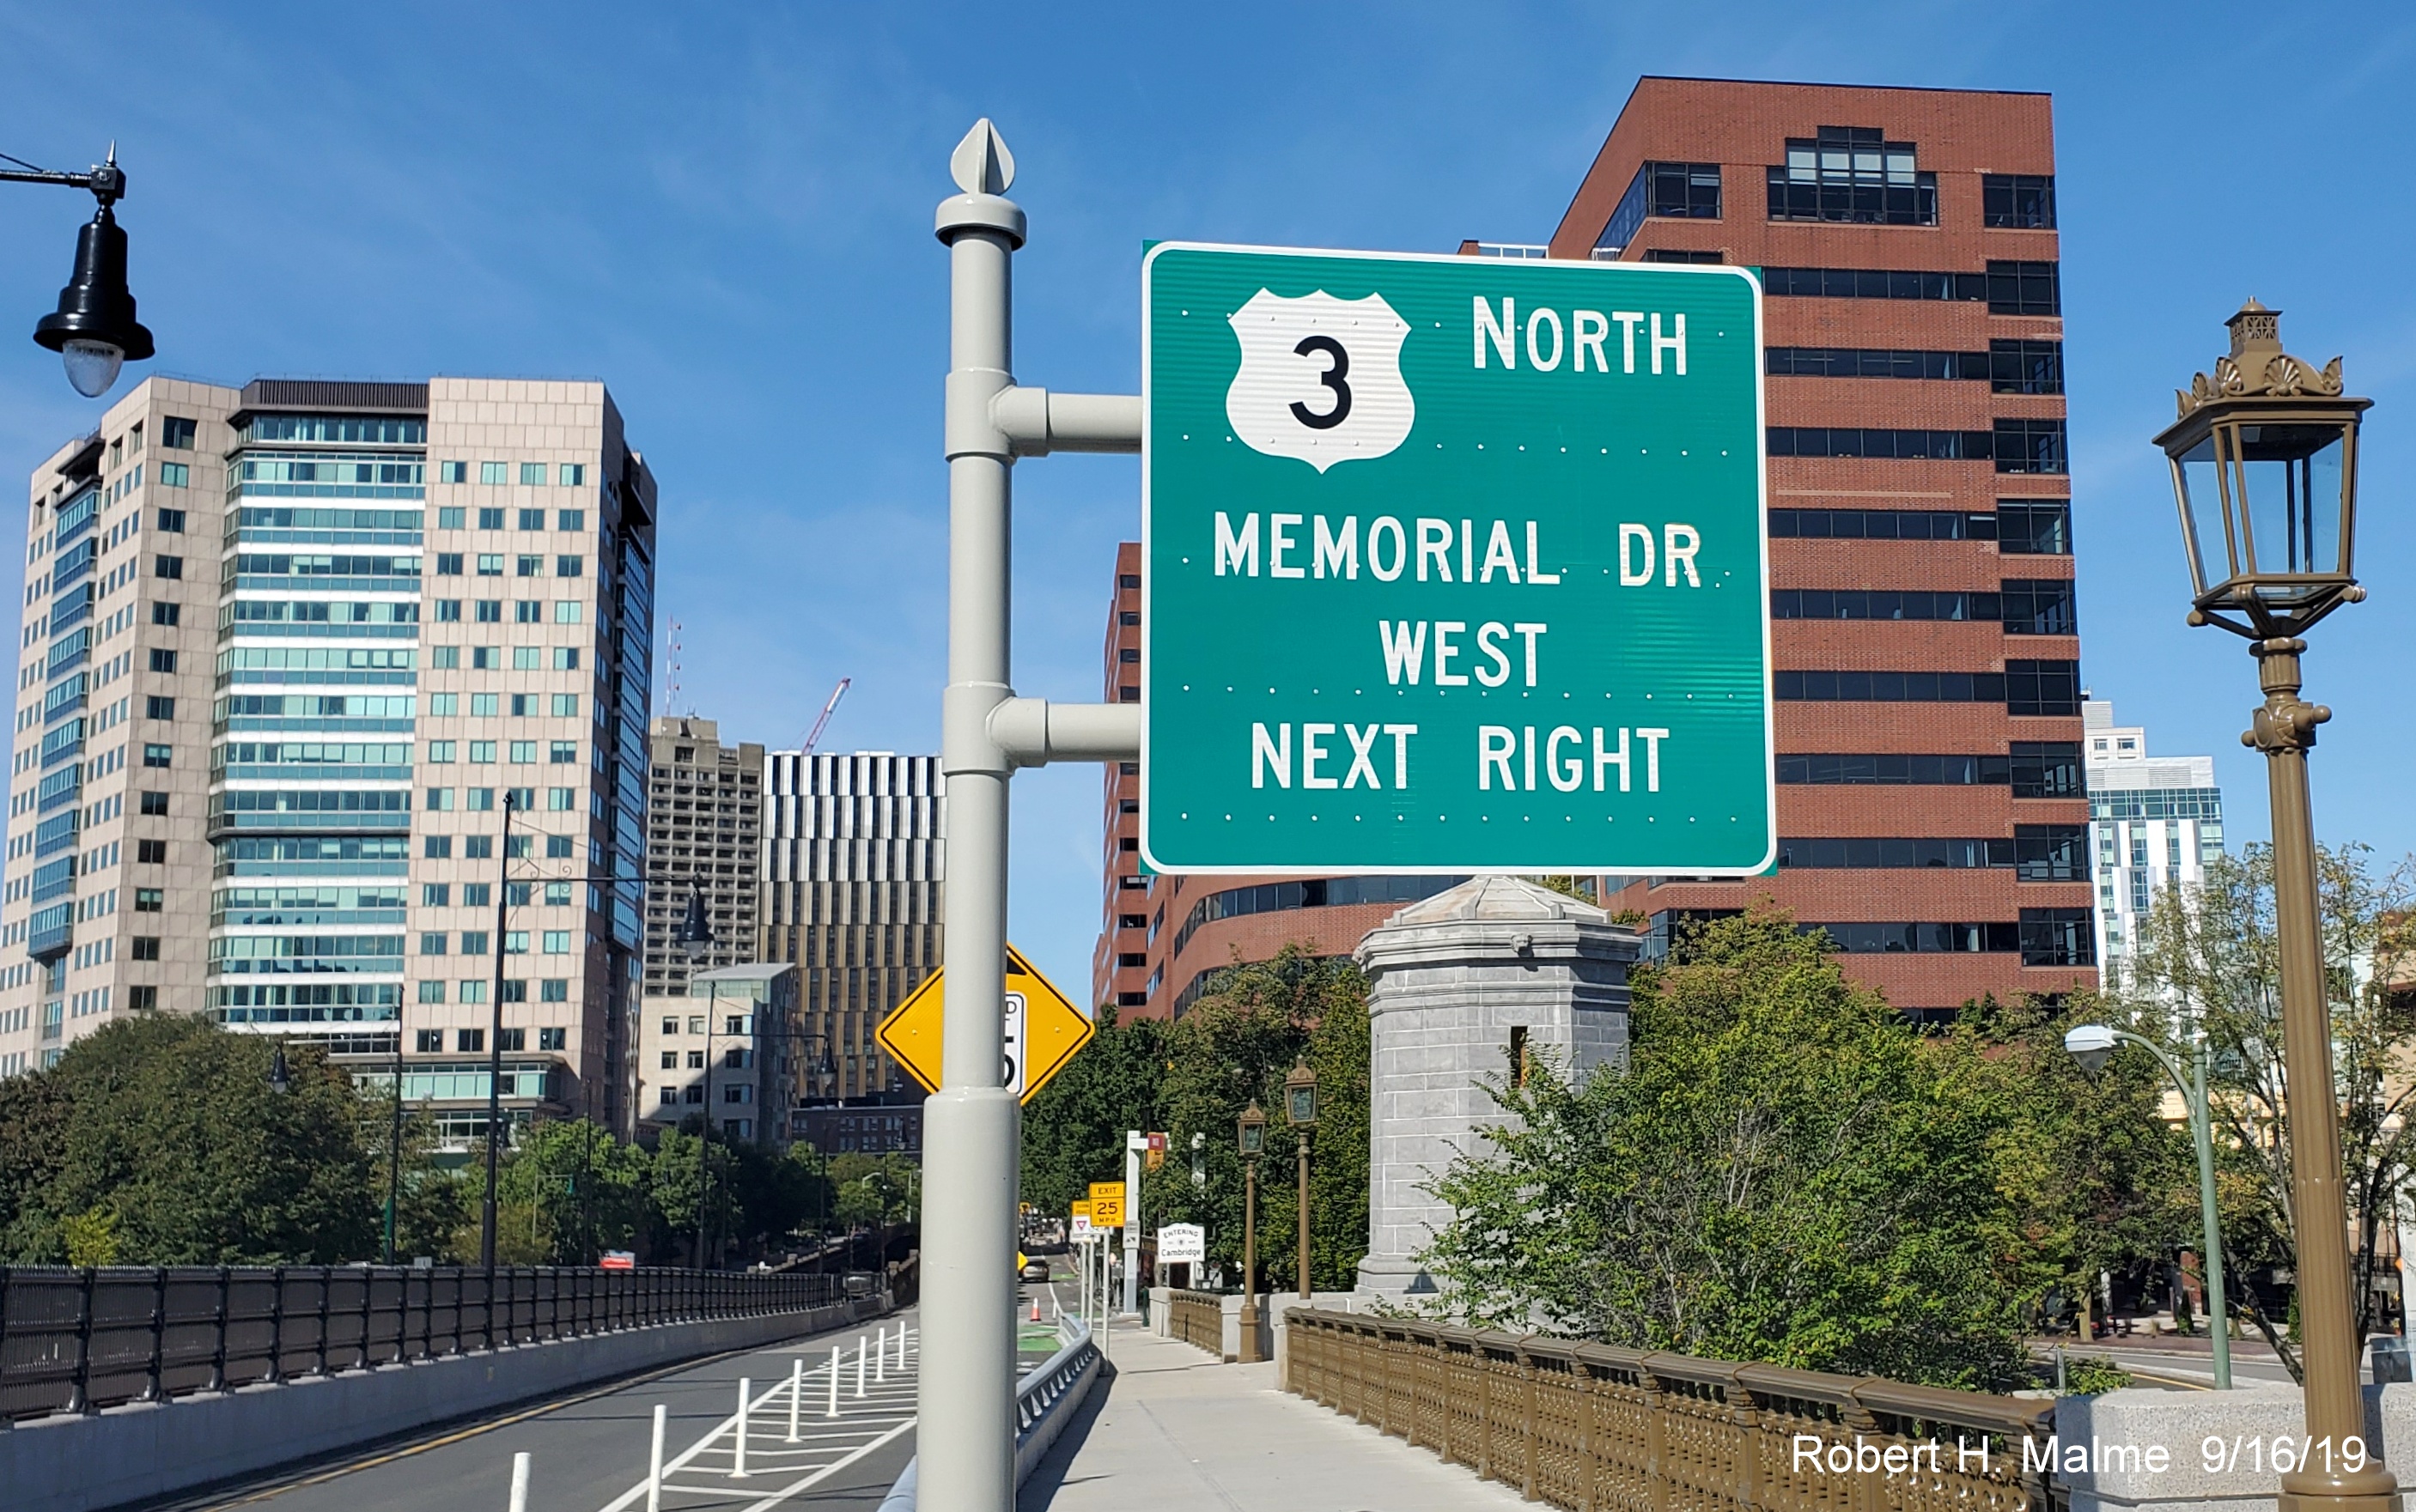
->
[[1289, 335, 1351, 429]]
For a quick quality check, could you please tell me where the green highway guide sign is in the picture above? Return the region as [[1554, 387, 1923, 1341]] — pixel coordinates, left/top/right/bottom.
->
[[1139, 243, 1774, 875]]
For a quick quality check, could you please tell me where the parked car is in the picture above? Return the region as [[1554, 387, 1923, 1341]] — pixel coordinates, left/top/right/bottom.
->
[[1020, 1258, 1051, 1284]]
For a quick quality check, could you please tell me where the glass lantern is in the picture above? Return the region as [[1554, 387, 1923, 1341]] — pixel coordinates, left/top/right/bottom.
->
[[1284, 1055, 1318, 1128], [1237, 1100, 1265, 1157], [2156, 301, 2369, 638]]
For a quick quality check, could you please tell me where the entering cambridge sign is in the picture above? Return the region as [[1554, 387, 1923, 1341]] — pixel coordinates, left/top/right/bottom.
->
[[1139, 244, 1775, 874]]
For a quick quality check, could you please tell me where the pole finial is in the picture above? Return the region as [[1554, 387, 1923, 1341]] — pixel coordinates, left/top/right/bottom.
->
[[949, 118, 1014, 195]]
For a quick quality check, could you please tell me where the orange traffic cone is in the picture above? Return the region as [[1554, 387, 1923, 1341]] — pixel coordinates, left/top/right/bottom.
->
[[1030, 1297, 1041, 1322]]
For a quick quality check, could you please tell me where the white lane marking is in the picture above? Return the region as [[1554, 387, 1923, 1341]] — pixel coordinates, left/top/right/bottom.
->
[[733, 1415, 919, 1512], [597, 1329, 919, 1512]]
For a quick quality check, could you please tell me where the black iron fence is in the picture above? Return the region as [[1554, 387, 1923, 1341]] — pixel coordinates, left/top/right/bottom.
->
[[0, 1265, 866, 1423]]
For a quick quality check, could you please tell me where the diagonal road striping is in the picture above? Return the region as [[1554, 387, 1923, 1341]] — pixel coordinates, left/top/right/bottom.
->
[[599, 1324, 920, 1512]]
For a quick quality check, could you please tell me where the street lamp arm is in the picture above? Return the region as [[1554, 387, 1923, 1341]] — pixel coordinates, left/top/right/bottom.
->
[[0, 152, 121, 205], [2106, 1027, 2194, 1105]]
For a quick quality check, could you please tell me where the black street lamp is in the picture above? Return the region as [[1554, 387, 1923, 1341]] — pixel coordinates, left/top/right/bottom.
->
[[677, 890, 722, 1272], [265, 1041, 291, 1096], [1284, 1056, 1318, 1301], [3, 145, 154, 397], [2153, 301, 2391, 1512]]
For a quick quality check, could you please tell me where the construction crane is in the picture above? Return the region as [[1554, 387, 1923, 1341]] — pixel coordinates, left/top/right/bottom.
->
[[799, 677, 849, 756]]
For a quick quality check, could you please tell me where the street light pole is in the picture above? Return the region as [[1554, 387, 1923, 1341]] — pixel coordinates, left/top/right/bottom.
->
[[2066, 1023, 2231, 1388], [1236, 1101, 1265, 1364], [386, 1027, 405, 1266], [478, 792, 514, 1270], [2153, 303, 2390, 1512], [928, 117, 1142, 1512]]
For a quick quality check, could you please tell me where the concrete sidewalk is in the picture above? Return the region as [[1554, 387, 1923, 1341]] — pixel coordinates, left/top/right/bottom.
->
[[1019, 1322, 1526, 1512]]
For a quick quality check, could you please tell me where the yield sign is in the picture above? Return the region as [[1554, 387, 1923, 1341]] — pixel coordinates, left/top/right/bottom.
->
[[875, 944, 1095, 1104]]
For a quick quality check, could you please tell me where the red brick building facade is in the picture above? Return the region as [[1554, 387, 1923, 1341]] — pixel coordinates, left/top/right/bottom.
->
[[1095, 76, 2094, 1019]]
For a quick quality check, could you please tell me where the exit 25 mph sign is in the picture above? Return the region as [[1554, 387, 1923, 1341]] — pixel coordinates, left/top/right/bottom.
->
[[1139, 243, 1774, 875]]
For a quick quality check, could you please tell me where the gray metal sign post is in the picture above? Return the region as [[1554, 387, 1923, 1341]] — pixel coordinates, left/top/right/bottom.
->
[[928, 118, 1141, 1512]]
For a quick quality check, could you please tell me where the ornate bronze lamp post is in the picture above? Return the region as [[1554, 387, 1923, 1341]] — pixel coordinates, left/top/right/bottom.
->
[[2153, 301, 2390, 1512], [1285, 1056, 1318, 1301], [1236, 1101, 1265, 1363]]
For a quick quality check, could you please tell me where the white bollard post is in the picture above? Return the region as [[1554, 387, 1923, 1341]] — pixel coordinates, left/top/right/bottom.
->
[[648, 1405, 666, 1512], [732, 1376, 751, 1479], [876, 1325, 886, 1383], [856, 1334, 867, 1398], [827, 1344, 840, 1418], [508, 1451, 532, 1512], [788, 1357, 803, 1442]]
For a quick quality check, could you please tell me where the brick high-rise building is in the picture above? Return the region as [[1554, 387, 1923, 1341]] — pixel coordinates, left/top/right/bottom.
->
[[1101, 77, 2096, 1021], [1537, 78, 2094, 1011]]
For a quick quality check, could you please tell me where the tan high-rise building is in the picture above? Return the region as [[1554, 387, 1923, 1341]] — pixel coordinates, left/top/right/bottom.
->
[[760, 751, 942, 1108], [640, 715, 763, 998], [0, 377, 658, 1139]]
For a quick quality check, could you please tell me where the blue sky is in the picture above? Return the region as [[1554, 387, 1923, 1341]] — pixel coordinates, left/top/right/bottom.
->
[[3, 3, 2413, 993]]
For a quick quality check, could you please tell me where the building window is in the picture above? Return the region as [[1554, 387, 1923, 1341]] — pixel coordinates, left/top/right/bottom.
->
[[556, 555, 583, 578], [475, 601, 502, 622], [478, 507, 505, 530], [516, 554, 541, 577], [441, 461, 468, 484], [480, 463, 508, 485], [457, 1028, 484, 1052], [134, 888, 162, 910], [550, 741, 577, 763], [1986, 260, 2060, 316], [557, 509, 584, 531], [136, 838, 167, 863], [161, 416, 197, 449], [1811, 922, 2020, 954], [1998, 501, 2072, 556], [148, 648, 177, 674], [435, 600, 463, 622], [131, 936, 160, 961], [423, 884, 451, 906], [476, 554, 502, 576], [437, 506, 465, 528], [1988, 339, 2063, 395], [139, 790, 167, 816], [508, 740, 536, 764], [520, 463, 546, 486], [514, 602, 541, 623], [470, 741, 496, 763], [2018, 908, 2095, 967], [153, 555, 182, 580], [417, 1027, 444, 1050], [1768, 127, 1935, 226], [436, 553, 463, 575], [1117, 574, 1140, 589], [551, 694, 578, 717], [1999, 579, 2077, 635], [1992, 419, 2068, 475], [145, 695, 175, 720], [1983, 173, 2056, 229], [421, 931, 448, 954], [156, 506, 186, 531], [518, 508, 545, 531], [140, 742, 171, 768], [151, 603, 180, 626], [559, 464, 585, 487], [1600, 161, 1722, 252]]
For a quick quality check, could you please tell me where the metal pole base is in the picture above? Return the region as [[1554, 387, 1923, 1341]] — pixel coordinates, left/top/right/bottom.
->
[[2279, 1473, 2402, 1512]]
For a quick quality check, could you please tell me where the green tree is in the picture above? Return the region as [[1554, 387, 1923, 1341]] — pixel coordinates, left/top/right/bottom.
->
[[1020, 1008, 1166, 1223], [1256, 967, 1371, 1292], [1152, 948, 1365, 1290], [494, 1119, 653, 1264], [1962, 992, 2197, 1336], [1422, 908, 2033, 1389], [648, 1125, 744, 1266], [2121, 842, 2416, 1382], [0, 1017, 379, 1264]]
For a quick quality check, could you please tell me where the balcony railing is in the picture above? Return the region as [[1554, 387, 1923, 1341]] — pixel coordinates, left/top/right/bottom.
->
[[1282, 1309, 2056, 1512]]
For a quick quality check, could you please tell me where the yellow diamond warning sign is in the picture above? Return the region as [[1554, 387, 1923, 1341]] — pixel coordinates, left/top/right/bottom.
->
[[875, 944, 1095, 1105]]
